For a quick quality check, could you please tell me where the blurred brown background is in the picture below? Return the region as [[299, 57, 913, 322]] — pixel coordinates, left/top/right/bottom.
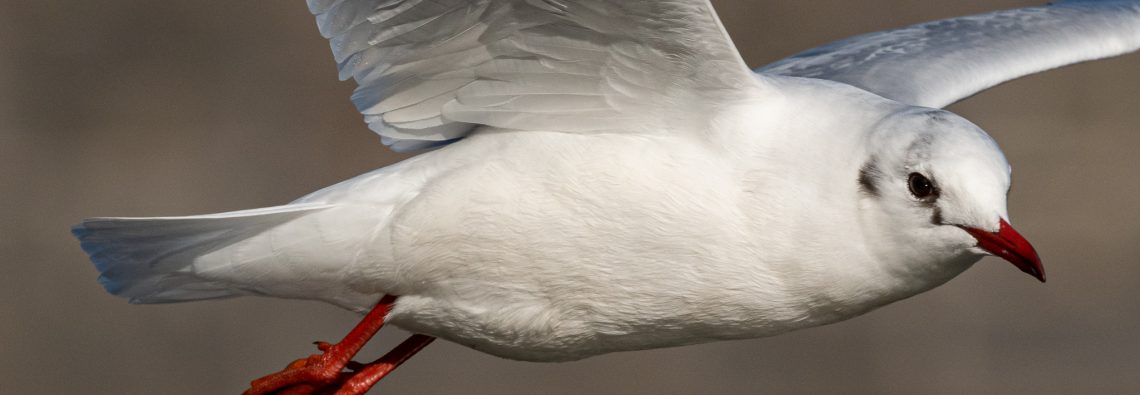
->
[[2, 1, 1139, 393]]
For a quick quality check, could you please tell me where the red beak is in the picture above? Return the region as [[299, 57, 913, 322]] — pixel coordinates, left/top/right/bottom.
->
[[960, 219, 1045, 282]]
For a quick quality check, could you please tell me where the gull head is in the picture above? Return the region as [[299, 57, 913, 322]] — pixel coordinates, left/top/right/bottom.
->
[[857, 108, 1044, 284]]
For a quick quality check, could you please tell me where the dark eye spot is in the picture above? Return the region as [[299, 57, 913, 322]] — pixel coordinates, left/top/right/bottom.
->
[[858, 160, 881, 197], [908, 173, 936, 200]]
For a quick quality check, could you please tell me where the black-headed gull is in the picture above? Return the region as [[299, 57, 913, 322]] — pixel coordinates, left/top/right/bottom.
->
[[71, 1, 1140, 393]]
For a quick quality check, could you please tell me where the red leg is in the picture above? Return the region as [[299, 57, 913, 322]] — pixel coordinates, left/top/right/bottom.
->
[[333, 334, 437, 395], [243, 295, 398, 395]]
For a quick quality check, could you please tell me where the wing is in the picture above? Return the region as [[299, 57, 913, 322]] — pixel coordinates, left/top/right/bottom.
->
[[308, 0, 762, 151], [758, 1, 1140, 108]]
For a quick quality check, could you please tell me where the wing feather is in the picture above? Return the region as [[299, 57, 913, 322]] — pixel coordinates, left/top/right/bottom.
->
[[309, 0, 761, 151], [759, 0, 1140, 108]]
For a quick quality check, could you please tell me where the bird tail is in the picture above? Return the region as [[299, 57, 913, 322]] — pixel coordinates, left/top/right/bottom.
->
[[72, 204, 331, 304]]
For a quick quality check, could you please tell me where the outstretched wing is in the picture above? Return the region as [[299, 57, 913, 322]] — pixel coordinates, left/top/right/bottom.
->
[[308, 0, 761, 151], [759, 1, 1140, 108]]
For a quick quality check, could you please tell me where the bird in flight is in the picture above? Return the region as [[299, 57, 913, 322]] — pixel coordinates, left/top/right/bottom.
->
[[72, 1, 1139, 394]]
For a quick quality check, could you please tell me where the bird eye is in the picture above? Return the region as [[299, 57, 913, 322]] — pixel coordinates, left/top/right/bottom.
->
[[907, 173, 936, 200]]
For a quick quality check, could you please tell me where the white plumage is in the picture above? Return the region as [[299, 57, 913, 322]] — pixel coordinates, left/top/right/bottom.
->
[[760, 1, 1140, 108], [311, 0, 760, 151], [74, 0, 1139, 363]]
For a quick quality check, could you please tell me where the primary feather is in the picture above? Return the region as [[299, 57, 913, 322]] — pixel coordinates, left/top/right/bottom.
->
[[760, 0, 1140, 108]]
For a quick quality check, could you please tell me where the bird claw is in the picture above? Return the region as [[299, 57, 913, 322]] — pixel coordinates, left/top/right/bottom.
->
[[242, 352, 346, 395], [243, 337, 371, 394], [244, 334, 436, 395], [252, 354, 364, 395], [243, 295, 399, 395], [313, 341, 334, 352], [242, 296, 434, 395]]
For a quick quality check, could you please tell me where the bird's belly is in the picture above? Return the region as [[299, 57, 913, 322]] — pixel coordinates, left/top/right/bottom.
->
[[385, 293, 792, 362], [373, 132, 803, 360]]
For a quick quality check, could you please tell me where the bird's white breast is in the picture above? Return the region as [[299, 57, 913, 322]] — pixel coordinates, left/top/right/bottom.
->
[[365, 130, 805, 360]]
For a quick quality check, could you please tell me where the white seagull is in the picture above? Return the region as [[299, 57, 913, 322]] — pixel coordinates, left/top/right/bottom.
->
[[73, 1, 1140, 394]]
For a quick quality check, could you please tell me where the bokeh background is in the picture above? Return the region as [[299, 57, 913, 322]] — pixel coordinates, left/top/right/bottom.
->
[[2, 1, 1139, 393]]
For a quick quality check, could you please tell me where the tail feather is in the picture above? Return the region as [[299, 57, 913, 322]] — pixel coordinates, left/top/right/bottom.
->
[[72, 204, 331, 303]]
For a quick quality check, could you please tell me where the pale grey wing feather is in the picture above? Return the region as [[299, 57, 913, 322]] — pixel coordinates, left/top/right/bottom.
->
[[758, 1, 1140, 108], [308, 0, 761, 152]]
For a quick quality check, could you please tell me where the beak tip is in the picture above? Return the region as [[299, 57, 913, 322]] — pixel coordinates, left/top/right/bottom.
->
[[962, 219, 1046, 284], [1014, 259, 1045, 282], [1018, 255, 1045, 283]]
